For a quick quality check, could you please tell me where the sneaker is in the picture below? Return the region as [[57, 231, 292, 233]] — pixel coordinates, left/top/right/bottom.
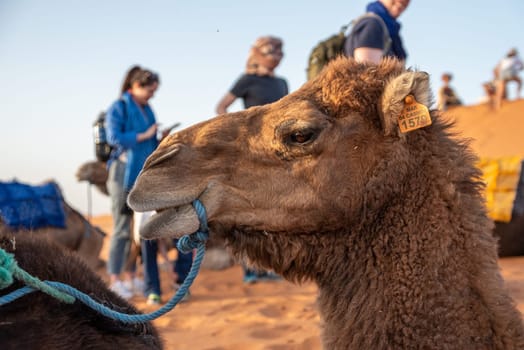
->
[[243, 274, 258, 284], [110, 280, 133, 300], [133, 277, 145, 293], [146, 293, 161, 305], [180, 291, 190, 303], [259, 271, 283, 282], [173, 283, 191, 302], [172, 282, 181, 291], [123, 277, 145, 295]]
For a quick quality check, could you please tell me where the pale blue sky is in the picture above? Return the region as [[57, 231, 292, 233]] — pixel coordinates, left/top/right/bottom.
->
[[1, 1, 523, 215]]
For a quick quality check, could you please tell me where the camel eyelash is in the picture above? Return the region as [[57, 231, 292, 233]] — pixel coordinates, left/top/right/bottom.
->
[[285, 129, 318, 145]]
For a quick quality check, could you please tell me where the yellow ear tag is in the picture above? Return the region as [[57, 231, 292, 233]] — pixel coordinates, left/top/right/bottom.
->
[[398, 95, 432, 133]]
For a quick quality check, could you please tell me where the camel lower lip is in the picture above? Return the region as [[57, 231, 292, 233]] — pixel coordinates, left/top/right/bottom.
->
[[139, 205, 200, 239]]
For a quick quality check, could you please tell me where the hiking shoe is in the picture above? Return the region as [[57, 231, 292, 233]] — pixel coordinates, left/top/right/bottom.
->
[[110, 280, 133, 300], [132, 277, 145, 294], [146, 293, 161, 305], [173, 283, 191, 302], [180, 291, 190, 303], [259, 272, 283, 282], [243, 274, 258, 284], [123, 277, 145, 295]]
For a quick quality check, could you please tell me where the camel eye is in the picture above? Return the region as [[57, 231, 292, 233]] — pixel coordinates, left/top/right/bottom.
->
[[289, 130, 315, 145]]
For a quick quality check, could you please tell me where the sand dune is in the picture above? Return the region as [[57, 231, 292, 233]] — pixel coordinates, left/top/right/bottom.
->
[[447, 98, 524, 157], [89, 99, 524, 349]]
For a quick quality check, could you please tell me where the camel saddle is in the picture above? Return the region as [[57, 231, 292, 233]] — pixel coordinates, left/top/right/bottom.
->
[[0, 180, 66, 230]]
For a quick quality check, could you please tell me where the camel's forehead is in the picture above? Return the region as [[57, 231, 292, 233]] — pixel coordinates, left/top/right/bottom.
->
[[212, 98, 321, 132], [258, 99, 319, 122]]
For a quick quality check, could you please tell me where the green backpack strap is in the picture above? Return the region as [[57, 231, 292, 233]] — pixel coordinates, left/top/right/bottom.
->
[[306, 13, 391, 81]]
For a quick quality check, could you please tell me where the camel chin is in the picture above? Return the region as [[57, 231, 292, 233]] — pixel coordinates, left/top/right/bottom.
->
[[139, 204, 200, 239]]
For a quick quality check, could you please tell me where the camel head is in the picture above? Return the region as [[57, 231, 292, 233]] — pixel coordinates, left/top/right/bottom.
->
[[128, 57, 434, 280]]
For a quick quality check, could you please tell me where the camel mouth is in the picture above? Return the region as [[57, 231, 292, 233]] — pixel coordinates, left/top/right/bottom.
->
[[139, 204, 200, 240]]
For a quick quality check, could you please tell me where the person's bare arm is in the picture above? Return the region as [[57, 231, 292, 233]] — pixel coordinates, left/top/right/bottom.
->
[[353, 47, 383, 64], [437, 87, 447, 110], [137, 123, 158, 142], [216, 92, 237, 114]]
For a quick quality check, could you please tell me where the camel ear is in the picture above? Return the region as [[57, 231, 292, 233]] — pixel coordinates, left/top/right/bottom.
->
[[379, 71, 432, 136]]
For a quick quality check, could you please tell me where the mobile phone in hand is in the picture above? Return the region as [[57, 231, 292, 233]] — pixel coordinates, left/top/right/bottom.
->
[[164, 122, 181, 132]]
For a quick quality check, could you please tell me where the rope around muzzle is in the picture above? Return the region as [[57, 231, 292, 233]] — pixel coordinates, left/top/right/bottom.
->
[[0, 200, 209, 324]]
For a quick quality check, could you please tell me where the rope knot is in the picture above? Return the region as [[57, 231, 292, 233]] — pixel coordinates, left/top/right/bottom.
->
[[0, 198, 210, 323], [177, 231, 209, 253], [176, 200, 209, 253], [0, 249, 15, 289]]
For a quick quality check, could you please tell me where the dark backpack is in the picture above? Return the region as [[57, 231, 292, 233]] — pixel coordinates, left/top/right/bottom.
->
[[306, 13, 391, 80], [93, 99, 128, 163], [93, 111, 113, 163]]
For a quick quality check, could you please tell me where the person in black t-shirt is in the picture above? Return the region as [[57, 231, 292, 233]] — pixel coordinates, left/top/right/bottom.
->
[[215, 36, 287, 284], [437, 73, 462, 111], [216, 36, 288, 114]]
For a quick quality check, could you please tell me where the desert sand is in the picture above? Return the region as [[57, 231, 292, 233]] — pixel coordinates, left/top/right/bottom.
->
[[90, 99, 524, 350], [91, 217, 524, 350], [92, 214, 322, 350]]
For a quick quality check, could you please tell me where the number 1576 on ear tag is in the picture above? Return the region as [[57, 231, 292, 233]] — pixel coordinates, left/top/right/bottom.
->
[[398, 95, 432, 133]]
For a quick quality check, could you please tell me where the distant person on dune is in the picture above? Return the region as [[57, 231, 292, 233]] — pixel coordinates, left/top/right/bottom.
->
[[437, 72, 462, 111], [494, 48, 523, 110], [479, 81, 498, 107]]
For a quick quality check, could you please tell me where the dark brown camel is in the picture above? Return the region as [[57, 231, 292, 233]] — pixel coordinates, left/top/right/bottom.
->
[[494, 215, 524, 256], [493, 163, 524, 256], [76, 160, 109, 196], [128, 57, 524, 349], [0, 232, 162, 349], [0, 183, 105, 271]]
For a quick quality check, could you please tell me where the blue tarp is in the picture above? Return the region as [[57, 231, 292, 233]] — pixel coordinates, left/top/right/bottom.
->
[[0, 180, 66, 230]]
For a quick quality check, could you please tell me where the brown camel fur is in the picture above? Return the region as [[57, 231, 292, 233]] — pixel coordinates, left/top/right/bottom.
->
[[128, 57, 524, 349], [0, 186, 105, 271], [0, 233, 162, 349]]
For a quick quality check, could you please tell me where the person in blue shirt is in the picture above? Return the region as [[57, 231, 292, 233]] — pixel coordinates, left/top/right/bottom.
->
[[105, 65, 167, 303], [345, 0, 410, 64]]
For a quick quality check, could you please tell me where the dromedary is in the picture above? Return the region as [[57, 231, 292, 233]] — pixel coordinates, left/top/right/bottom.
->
[[0, 232, 162, 349], [77, 132, 524, 259], [76, 160, 109, 195], [128, 57, 524, 349], [492, 168, 524, 256]]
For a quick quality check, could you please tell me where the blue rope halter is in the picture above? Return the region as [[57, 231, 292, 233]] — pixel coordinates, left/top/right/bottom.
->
[[0, 200, 209, 324]]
